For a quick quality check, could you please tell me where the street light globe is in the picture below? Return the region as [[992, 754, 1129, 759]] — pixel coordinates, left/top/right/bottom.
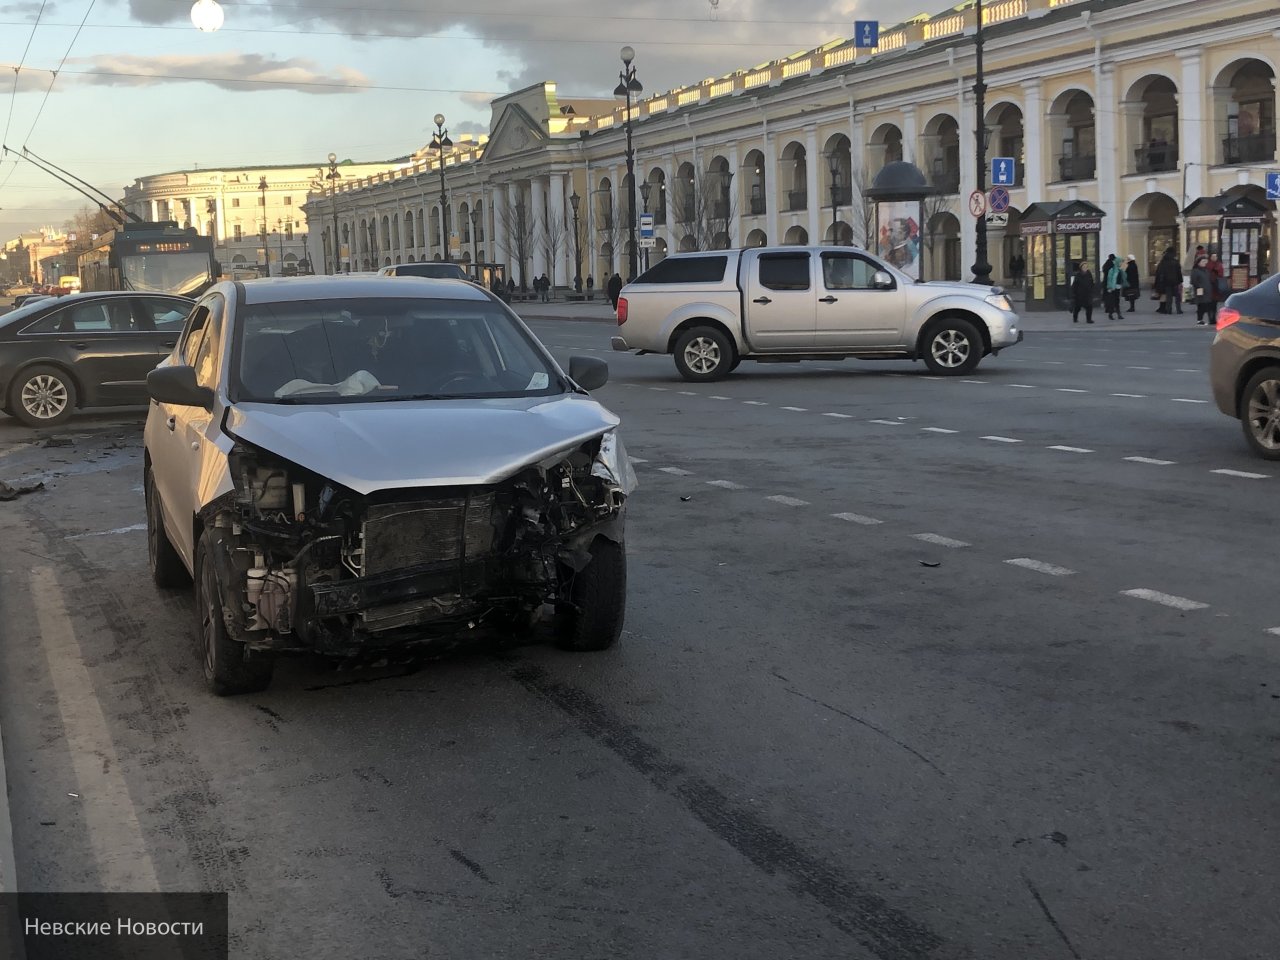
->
[[620, 45, 635, 65], [434, 113, 445, 127], [190, 0, 224, 32], [327, 152, 337, 164]]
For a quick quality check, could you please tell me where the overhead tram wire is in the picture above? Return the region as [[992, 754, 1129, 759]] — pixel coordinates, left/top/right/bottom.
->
[[0, 0, 50, 196], [2, 149, 126, 224], [19, 0, 98, 150], [21, 145, 141, 222]]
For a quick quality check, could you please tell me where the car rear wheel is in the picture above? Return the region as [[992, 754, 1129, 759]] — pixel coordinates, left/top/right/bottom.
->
[[8, 364, 77, 427], [146, 466, 190, 589], [1240, 366, 1280, 460], [556, 537, 626, 652], [921, 319, 982, 375], [195, 529, 274, 695], [674, 326, 735, 382]]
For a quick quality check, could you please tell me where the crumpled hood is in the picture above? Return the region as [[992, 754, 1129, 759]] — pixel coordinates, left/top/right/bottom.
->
[[224, 394, 620, 494]]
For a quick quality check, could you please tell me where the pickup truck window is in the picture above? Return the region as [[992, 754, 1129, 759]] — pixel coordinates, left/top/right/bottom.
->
[[758, 253, 810, 292], [821, 253, 887, 291], [633, 256, 728, 284]]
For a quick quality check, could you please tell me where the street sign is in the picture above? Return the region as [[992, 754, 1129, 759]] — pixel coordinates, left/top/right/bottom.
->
[[1267, 172, 1280, 201], [985, 212, 1009, 227], [639, 237, 657, 249], [991, 157, 1016, 186], [989, 186, 1011, 213], [968, 190, 988, 218], [639, 213, 655, 239], [854, 21, 879, 48]]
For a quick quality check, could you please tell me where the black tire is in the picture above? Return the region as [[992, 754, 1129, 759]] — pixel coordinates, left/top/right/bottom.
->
[[673, 326, 736, 382], [194, 529, 274, 695], [7, 364, 77, 427], [145, 465, 190, 589], [729, 356, 743, 372], [1239, 366, 1280, 461], [920, 318, 983, 376], [556, 538, 626, 652]]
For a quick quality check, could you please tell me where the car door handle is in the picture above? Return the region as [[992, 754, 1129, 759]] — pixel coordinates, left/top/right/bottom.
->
[[752, 296, 772, 304], [166, 416, 176, 432], [819, 296, 839, 304], [161, 340, 176, 348], [70, 342, 86, 350]]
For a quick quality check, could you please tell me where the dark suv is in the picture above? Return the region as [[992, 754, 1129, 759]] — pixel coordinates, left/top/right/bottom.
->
[[1209, 273, 1280, 458]]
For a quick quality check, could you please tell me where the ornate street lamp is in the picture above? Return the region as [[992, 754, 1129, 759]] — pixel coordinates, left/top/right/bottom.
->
[[569, 190, 583, 291], [190, 0, 223, 32], [325, 152, 341, 275], [469, 207, 480, 272], [638, 180, 652, 271], [971, 0, 992, 284], [258, 175, 269, 277], [613, 46, 643, 280], [430, 114, 454, 262], [828, 153, 842, 244]]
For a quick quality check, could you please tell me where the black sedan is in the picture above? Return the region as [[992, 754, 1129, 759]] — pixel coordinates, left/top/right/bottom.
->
[[1210, 273, 1280, 459], [0, 291, 193, 427]]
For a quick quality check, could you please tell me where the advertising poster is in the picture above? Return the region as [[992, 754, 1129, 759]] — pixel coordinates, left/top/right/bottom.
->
[[876, 201, 921, 280]]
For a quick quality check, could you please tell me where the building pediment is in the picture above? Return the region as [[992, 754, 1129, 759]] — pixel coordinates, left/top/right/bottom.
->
[[482, 104, 548, 163]]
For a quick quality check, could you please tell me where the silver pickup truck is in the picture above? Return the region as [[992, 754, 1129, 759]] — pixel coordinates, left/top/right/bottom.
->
[[610, 245, 1022, 381]]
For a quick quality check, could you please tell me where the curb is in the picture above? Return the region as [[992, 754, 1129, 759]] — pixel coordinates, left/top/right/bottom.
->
[[0, 718, 16, 895]]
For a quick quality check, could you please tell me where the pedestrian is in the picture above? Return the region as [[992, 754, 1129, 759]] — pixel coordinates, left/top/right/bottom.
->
[[1103, 253, 1123, 319], [1190, 255, 1215, 326], [606, 272, 624, 310], [542, 273, 552, 302], [586, 274, 595, 300], [1071, 261, 1095, 324], [1208, 250, 1227, 313], [1154, 247, 1182, 314], [1015, 252, 1025, 287], [1008, 252, 1019, 288], [1123, 254, 1140, 313], [506, 277, 515, 298]]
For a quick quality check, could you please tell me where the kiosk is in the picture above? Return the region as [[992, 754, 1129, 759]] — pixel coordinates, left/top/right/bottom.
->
[[1019, 201, 1106, 312], [863, 161, 932, 281], [1181, 194, 1275, 292]]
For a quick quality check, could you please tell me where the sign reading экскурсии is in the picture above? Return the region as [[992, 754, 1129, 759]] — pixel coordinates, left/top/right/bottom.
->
[[1020, 219, 1102, 236]]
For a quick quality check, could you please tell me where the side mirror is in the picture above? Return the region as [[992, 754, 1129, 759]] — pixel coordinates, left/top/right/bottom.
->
[[872, 270, 894, 290], [147, 365, 214, 409], [568, 355, 609, 392]]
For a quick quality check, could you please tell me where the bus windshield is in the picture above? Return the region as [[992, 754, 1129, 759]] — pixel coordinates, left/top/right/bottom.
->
[[119, 253, 212, 297]]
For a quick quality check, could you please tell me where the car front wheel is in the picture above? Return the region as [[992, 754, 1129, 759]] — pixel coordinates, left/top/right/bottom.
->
[[921, 319, 982, 375], [195, 529, 274, 695], [556, 537, 626, 652], [1240, 366, 1280, 460], [8, 364, 77, 427], [674, 326, 735, 382]]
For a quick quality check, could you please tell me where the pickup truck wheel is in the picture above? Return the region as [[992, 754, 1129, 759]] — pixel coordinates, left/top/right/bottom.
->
[[922, 319, 982, 375], [674, 326, 735, 382], [556, 538, 626, 652], [195, 529, 274, 695]]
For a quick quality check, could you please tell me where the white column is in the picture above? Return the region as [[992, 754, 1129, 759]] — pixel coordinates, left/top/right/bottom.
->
[[530, 176, 548, 279], [491, 184, 508, 271], [547, 173, 565, 286], [727, 144, 741, 247], [1022, 79, 1045, 204], [1097, 63, 1119, 260], [149, 199, 161, 221], [805, 126, 821, 242], [609, 172, 621, 273], [960, 89, 978, 278], [186, 196, 198, 232], [902, 105, 919, 167], [665, 151, 678, 251], [1179, 51, 1205, 203], [851, 110, 867, 245], [214, 196, 226, 245], [763, 119, 779, 245], [507, 181, 523, 284]]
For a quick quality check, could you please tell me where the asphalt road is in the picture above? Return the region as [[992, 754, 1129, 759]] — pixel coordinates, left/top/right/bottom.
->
[[0, 319, 1277, 960]]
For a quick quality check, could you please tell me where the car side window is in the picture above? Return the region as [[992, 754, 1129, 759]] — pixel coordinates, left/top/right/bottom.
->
[[135, 298, 191, 332], [192, 297, 225, 389], [181, 307, 212, 366], [822, 254, 881, 291], [21, 302, 114, 334], [758, 253, 811, 292]]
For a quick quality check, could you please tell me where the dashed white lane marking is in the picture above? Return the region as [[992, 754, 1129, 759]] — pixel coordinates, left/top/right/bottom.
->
[[912, 533, 970, 548], [1124, 456, 1175, 465], [1171, 398, 1208, 404], [1126, 366, 1152, 370], [1005, 558, 1075, 577], [781, 406, 808, 412], [960, 379, 987, 384], [1212, 468, 1270, 479], [869, 419, 903, 426], [706, 480, 746, 490], [709, 395, 732, 400], [65, 523, 147, 540], [1111, 393, 1146, 398], [1169, 351, 1189, 356], [823, 412, 854, 419], [743, 400, 768, 405], [1042, 361, 1065, 365], [1121, 588, 1209, 612], [629, 457, 649, 464], [1175, 369, 1199, 373], [832, 512, 884, 525], [677, 391, 698, 396], [766, 495, 809, 507], [658, 467, 694, 476], [1266, 627, 1280, 637], [1048, 445, 1094, 454], [1008, 383, 1036, 388], [922, 427, 959, 434], [981, 435, 1022, 443], [1056, 388, 1089, 394], [1083, 363, 1108, 367], [650, 386, 669, 391]]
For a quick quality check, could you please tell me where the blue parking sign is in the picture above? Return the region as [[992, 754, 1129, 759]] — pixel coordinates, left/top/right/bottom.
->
[[854, 21, 879, 48], [1267, 172, 1280, 201], [991, 157, 1016, 186]]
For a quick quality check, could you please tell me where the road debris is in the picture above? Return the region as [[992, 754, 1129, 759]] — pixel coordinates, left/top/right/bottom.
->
[[918, 560, 941, 568], [0, 479, 44, 500]]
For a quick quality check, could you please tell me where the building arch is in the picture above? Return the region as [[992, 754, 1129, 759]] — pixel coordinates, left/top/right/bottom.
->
[[868, 123, 904, 172], [783, 224, 808, 245], [745, 228, 767, 247], [822, 133, 852, 214], [646, 167, 667, 224], [1126, 191, 1181, 277], [1048, 88, 1096, 182], [1212, 58, 1277, 165], [1125, 75, 1179, 174], [707, 155, 732, 222], [675, 161, 696, 226], [779, 141, 807, 212], [986, 103, 1025, 184], [678, 234, 698, 252], [921, 113, 960, 193], [825, 221, 853, 245], [742, 149, 766, 218], [924, 211, 961, 281]]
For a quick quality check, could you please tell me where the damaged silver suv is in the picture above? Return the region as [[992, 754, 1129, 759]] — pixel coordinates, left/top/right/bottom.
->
[[143, 276, 635, 695]]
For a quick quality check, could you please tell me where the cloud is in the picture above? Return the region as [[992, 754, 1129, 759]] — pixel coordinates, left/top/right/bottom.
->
[[0, 66, 54, 94], [452, 120, 488, 136], [63, 52, 369, 94], [0, 1, 56, 14]]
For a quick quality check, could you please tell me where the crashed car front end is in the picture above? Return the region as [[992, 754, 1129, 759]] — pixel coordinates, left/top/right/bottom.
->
[[197, 430, 636, 657]]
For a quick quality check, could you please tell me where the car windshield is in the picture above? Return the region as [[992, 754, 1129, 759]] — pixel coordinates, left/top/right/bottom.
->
[[120, 253, 212, 297], [233, 297, 565, 404]]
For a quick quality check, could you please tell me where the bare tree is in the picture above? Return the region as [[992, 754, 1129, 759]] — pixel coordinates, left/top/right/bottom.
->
[[61, 205, 120, 257], [920, 192, 954, 281], [498, 199, 536, 289], [673, 171, 737, 251], [847, 165, 876, 249], [592, 191, 623, 281], [539, 208, 568, 288]]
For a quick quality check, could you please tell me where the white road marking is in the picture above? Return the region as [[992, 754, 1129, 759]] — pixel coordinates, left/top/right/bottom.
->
[[1169, 352, 1189, 356], [1265, 627, 1280, 637], [1042, 361, 1065, 365], [912, 533, 970, 548], [629, 457, 649, 464], [1008, 384, 1037, 389], [1083, 363, 1108, 367], [31, 567, 161, 890], [677, 391, 698, 396], [960, 379, 987, 384], [823, 412, 854, 419], [1171, 398, 1209, 404], [65, 523, 147, 541], [781, 406, 808, 412], [1121, 588, 1209, 612], [1126, 366, 1152, 370], [706, 480, 746, 490], [832, 512, 883, 525], [1211, 468, 1270, 479], [1124, 456, 1175, 465], [869, 419, 903, 425], [650, 386, 669, 391], [766, 495, 809, 507], [1056, 388, 1089, 394], [1005, 558, 1075, 577], [1048, 445, 1094, 454], [742, 400, 768, 405], [981, 435, 1022, 443], [1175, 369, 1198, 373], [1111, 393, 1146, 398], [709, 395, 732, 400], [921, 427, 958, 434], [658, 467, 694, 476]]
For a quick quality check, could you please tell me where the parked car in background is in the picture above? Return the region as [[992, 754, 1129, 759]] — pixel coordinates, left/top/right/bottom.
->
[[0, 291, 193, 426], [143, 276, 634, 694], [378, 262, 470, 282], [12, 293, 50, 310], [611, 246, 1023, 381], [1209, 274, 1280, 459]]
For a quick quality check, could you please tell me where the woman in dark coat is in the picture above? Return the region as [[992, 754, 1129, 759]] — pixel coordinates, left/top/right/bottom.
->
[[1070, 261, 1095, 324], [1154, 247, 1182, 314], [1189, 256, 1215, 326], [607, 272, 624, 309], [1123, 254, 1140, 313]]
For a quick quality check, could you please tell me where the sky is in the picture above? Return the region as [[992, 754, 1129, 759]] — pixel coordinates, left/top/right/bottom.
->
[[0, 0, 911, 239]]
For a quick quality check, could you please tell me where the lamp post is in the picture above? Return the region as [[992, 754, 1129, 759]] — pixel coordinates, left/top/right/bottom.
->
[[614, 45, 643, 280], [971, 0, 992, 284], [325, 152, 341, 274], [469, 207, 480, 275], [276, 218, 286, 271], [430, 114, 454, 262], [638, 180, 652, 271], [828, 153, 841, 244], [569, 191, 583, 290], [258, 175, 269, 277]]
